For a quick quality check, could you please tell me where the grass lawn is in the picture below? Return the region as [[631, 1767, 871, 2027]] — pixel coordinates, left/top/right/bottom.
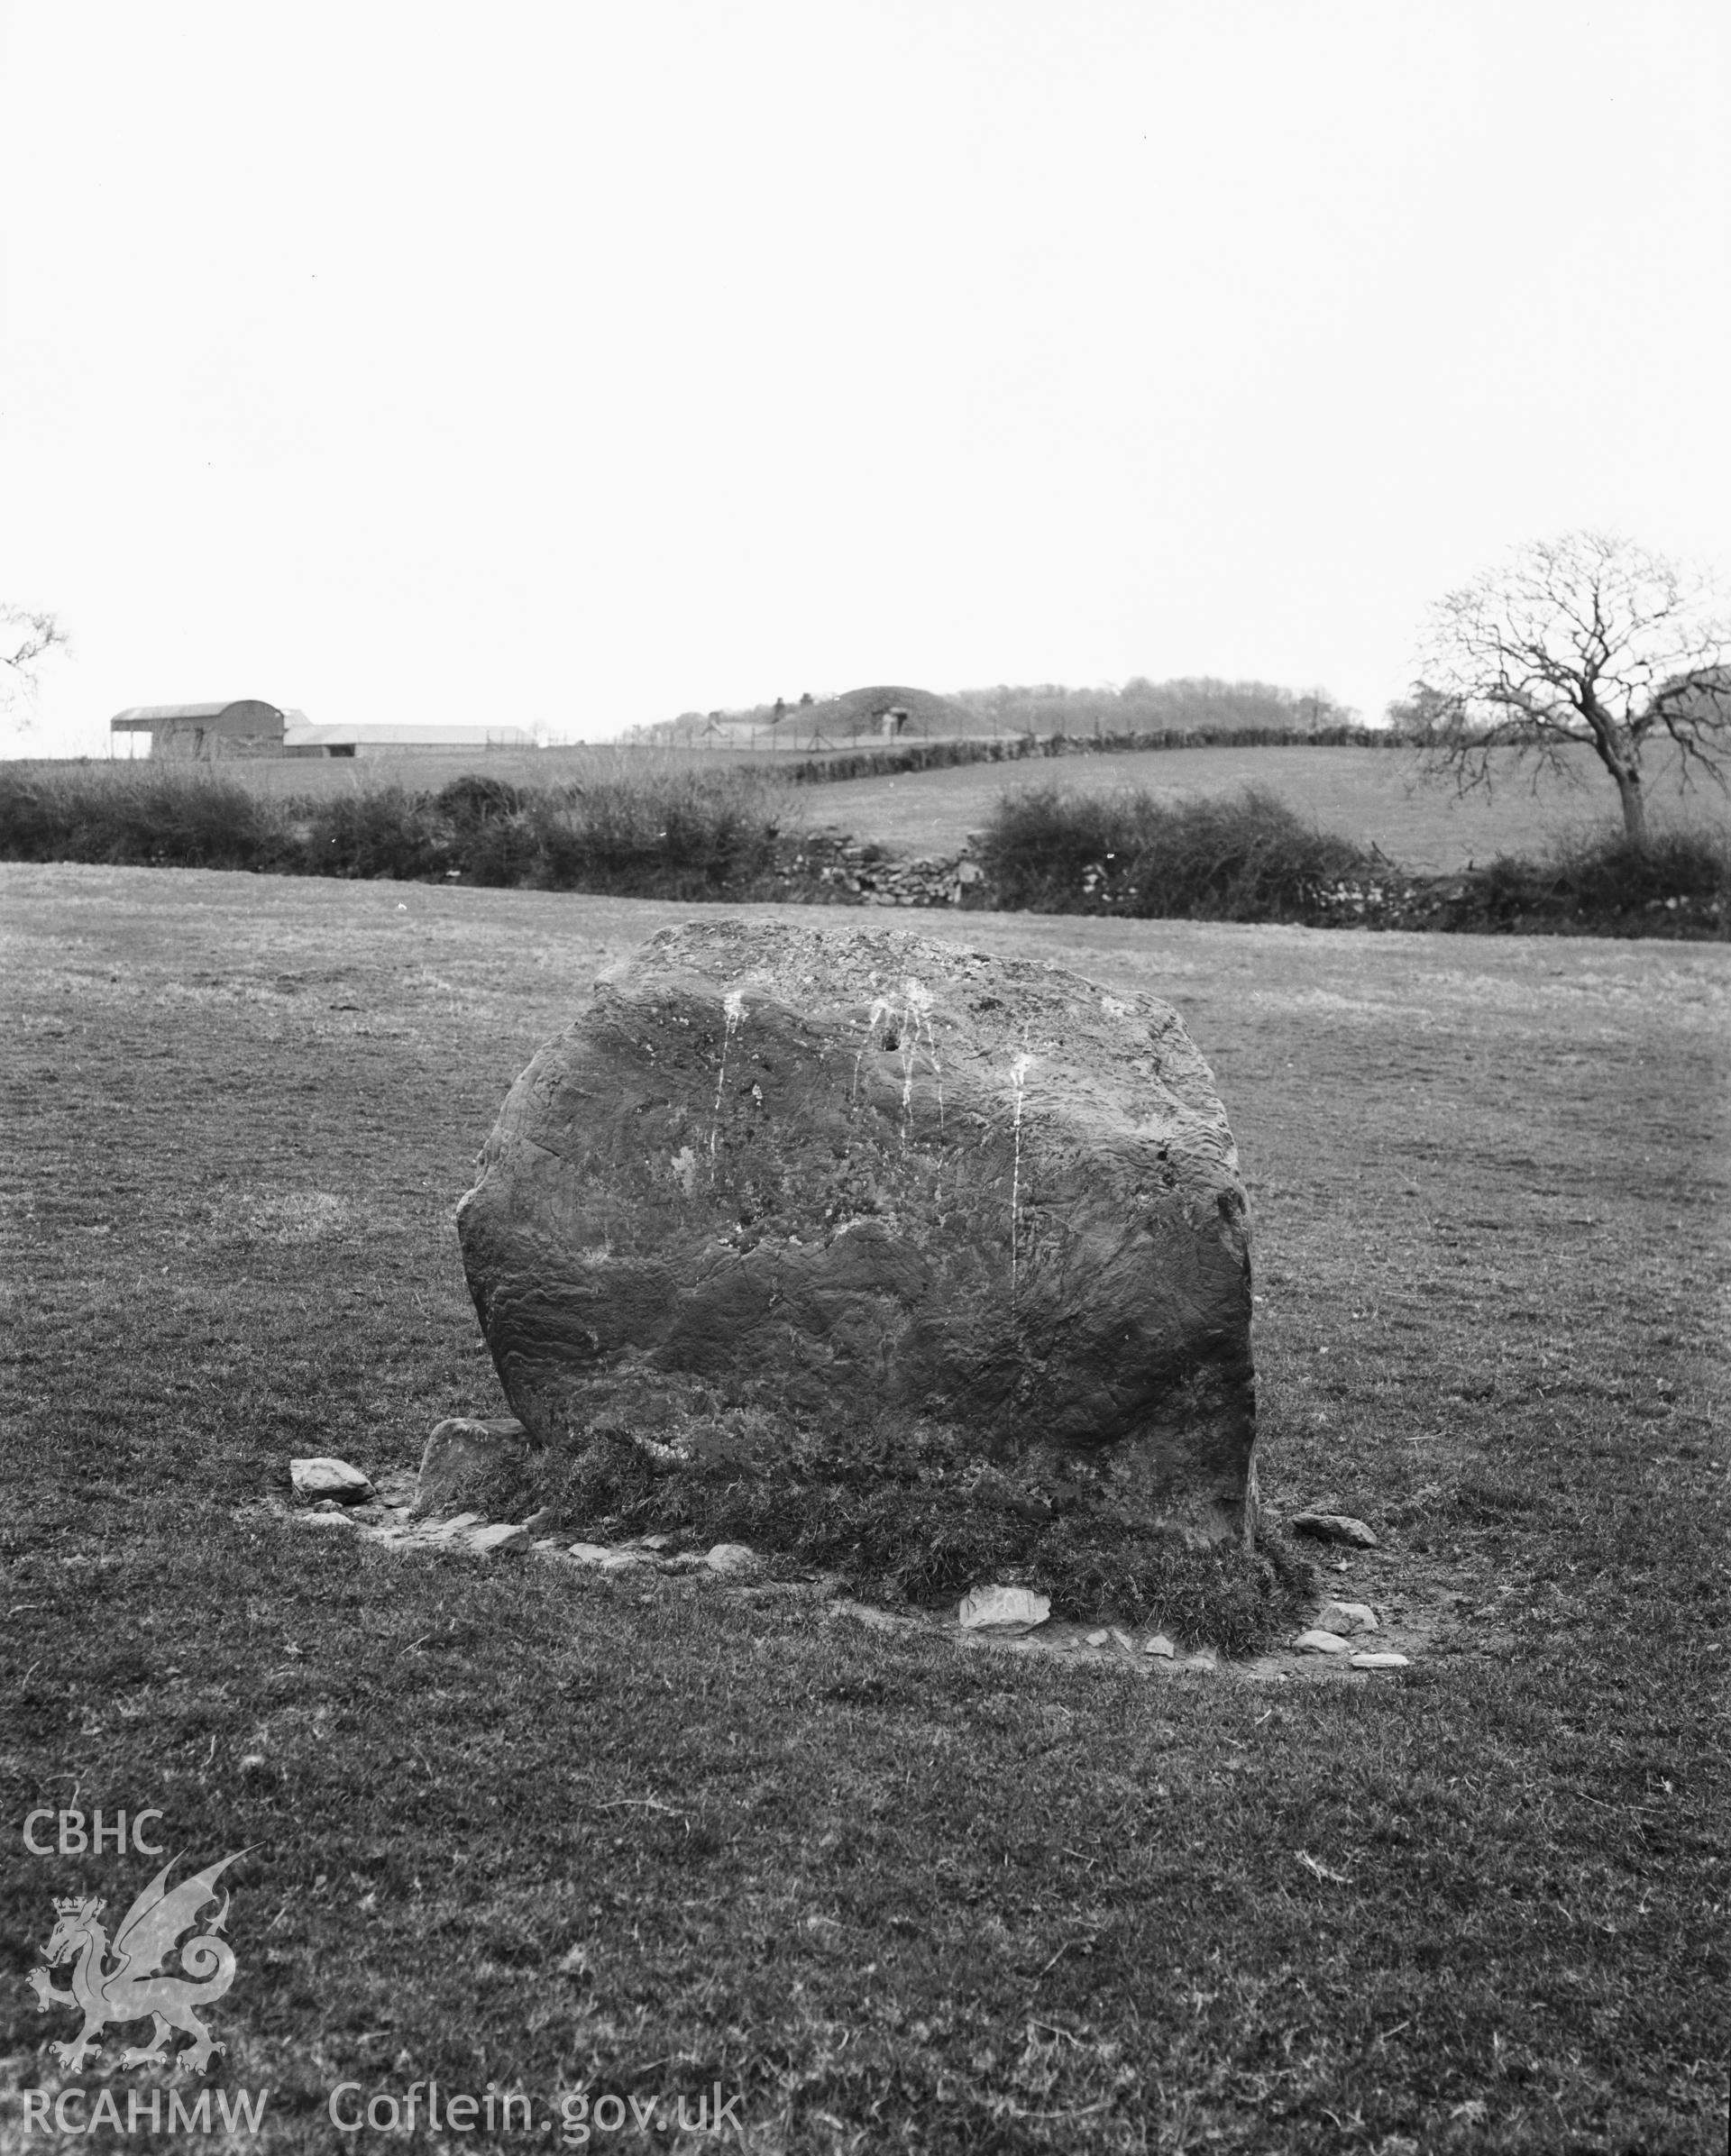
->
[[802, 743, 1717, 872], [2, 866, 1726, 2153]]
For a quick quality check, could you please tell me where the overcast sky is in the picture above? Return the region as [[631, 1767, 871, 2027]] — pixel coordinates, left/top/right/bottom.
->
[[4, 1, 1727, 755]]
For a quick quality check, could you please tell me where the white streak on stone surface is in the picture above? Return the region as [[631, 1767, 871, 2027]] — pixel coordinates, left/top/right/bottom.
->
[[710, 991, 747, 1162]]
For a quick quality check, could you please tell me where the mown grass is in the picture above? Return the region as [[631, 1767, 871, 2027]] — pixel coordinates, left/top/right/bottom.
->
[[2, 871, 1727, 2152]]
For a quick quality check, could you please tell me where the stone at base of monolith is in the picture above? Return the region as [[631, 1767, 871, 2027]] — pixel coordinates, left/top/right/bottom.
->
[[290, 1457, 374, 1503], [456, 918, 1258, 1545], [413, 1416, 529, 1520]]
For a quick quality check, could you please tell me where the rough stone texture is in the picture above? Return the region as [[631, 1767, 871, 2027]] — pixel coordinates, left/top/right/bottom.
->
[[419, 1511, 486, 1539], [1289, 1512, 1379, 1548], [705, 1542, 762, 1576], [566, 1542, 650, 1571], [1320, 1599, 1379, 1633], [413, 1416, 530, 1520], [467, 1521, 532, 1556], [457, 918, 1257, 1544], [290, 1457, 373, 1503], [958, 1585, 1050, 1631], [1294, 1627, 1353, 1655]]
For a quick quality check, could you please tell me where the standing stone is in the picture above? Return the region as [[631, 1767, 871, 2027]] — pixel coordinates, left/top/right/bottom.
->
[[456, 918, 1258, 1544]]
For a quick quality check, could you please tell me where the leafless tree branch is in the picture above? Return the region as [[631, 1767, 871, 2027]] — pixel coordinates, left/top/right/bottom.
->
[[1394, 533, 1731, 843], [1, 605, 71, 726]]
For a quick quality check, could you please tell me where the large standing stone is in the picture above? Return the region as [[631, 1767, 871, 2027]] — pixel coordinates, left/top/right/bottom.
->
[[456, 919, 1257, 1542]]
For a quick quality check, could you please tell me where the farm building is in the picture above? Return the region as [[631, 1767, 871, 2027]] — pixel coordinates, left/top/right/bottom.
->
[[110, 705, 536, 759], [110, 701, 289, 759], [279, 722, 536, 758]]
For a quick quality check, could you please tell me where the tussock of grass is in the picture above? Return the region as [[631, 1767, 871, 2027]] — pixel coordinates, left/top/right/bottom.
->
[[534, 1421, 1315, 1649]]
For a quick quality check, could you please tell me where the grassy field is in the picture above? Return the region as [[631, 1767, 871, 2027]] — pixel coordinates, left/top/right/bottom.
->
[[48, 740, 1728, 878], [84, 744, 782, 801], [3, 867, 1727, 2152], [805, 743, 1721, 872]]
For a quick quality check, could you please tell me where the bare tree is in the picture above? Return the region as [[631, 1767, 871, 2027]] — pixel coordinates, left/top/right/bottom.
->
[[1402, 533, 1731, 845], [1, 605, 70, 727]]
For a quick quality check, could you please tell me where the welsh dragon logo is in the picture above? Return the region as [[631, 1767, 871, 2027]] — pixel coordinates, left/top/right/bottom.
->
[[27, 1850, 247, 2075]]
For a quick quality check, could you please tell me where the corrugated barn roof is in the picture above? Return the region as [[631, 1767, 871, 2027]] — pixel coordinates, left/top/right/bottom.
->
[[111, 700, 285, 732]]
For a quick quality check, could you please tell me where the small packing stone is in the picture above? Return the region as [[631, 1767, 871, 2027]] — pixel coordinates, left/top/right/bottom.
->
[[1293, 1628, 1352, 1655]]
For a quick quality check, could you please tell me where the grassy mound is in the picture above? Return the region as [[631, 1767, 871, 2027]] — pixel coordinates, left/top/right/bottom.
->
[[528, 1416, 1314, 1653]]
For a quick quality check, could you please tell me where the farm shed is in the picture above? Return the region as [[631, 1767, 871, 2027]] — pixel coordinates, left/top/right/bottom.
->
[[108, 708, 537, 759], [109, 701, 288, 758], [280, 722, 536, 758]]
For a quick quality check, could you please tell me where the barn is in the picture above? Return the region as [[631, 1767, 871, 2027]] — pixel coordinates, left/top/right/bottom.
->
[[109, 701, 288, 759], [109, 706, 536, 759], [280, 721, 536, 758]]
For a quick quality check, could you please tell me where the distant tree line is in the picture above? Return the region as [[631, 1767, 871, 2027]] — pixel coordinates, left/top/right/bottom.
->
[[640, 676, 1359, 745], [948, 677, 1358, 736]]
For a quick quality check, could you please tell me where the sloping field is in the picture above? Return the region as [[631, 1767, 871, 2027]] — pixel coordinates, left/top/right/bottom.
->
[[57, 739, 1726, 874], [3, 865, 1726, 2150], [81, 742, 769, 800], [808, 742, 1719, 872]]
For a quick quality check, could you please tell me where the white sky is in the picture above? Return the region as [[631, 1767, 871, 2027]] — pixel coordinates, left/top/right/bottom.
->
[[4, 0, 1727, 754]]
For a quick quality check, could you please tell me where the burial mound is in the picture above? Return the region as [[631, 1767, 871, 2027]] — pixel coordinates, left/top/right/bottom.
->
[[457, 918, 1258, 1547]]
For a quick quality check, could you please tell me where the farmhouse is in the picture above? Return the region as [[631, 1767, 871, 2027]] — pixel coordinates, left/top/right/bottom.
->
[[109, 705, 536, 759]]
